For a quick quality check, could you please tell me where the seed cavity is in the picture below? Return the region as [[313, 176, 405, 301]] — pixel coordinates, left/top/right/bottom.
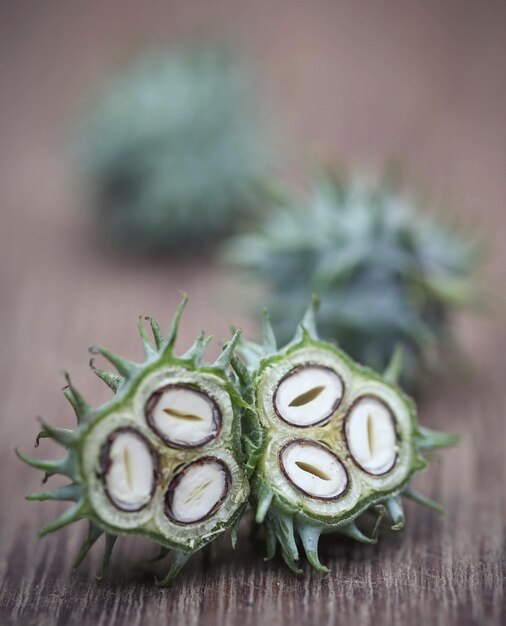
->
[[123, 447, 134, 490], [344, 396, 398, 475], [367, 412, 375, 456], [101, 428, 157, 512], [280, 440, 348, 499], [183, 480, 213, 505], [165, 457, 231, 524], [294, 461, 331, 481], [145, 384, 221, 448], [289, 385, 325, 407], [274, 365, 344, 427], [163, 408, 204, 421]]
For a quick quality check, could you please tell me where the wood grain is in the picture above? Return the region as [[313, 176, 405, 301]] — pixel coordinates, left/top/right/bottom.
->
[[0, 1, 505, 624]]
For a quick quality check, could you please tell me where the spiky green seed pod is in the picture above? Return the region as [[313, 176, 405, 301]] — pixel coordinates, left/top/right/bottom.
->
[[18, 296, 249, 585], [79, 45, 269, 254], [235, 299, 457, 573], [227, 171, 478, 389]]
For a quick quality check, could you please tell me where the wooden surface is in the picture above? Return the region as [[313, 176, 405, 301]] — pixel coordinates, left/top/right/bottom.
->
[[0, 1, 505, 624]]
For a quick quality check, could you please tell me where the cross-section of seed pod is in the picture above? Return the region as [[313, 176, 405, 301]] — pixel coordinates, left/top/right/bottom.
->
[[17, 295, 249, 585], [234, 298, 458, 573]]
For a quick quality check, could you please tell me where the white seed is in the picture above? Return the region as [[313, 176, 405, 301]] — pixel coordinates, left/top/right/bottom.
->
[[146, 385, 220, 448], [274, 365, 343, 427], [166, 458, 230, 524], [345, 396, 397, 475], [280, 440, 348, 499], [104, 430, 155, 511]]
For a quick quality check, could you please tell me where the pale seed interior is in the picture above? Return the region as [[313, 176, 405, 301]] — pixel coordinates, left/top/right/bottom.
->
[[167, 459, 229, 524], [105, 431, 155, 511], [274, 366, 343, 426], [345, 396, 397, 475], [281, 441, 348, 498], [148, 386, 219, 446]]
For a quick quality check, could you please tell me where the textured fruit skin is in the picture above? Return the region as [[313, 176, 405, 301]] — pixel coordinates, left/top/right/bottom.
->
[[79, 45, 269, 253], [235, 301, 458, 573], [228, 172, 478, 389], [17, 297, 249, 585]]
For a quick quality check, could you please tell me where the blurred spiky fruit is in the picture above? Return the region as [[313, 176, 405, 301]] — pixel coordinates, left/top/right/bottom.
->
[[79, 45, 269, 253], [227, 171, 479, 389]]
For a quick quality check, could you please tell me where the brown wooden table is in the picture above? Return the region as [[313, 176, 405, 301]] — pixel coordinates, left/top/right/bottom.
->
[[1, 1, 505, 624]]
